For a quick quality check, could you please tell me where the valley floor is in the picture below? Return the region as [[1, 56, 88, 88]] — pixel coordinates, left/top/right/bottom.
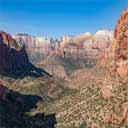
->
[[1, 67, 128, 128], [37, 68, 128, 128]]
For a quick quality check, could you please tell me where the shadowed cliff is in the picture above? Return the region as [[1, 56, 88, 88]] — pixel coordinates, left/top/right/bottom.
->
[[0, 86, 57, 128], [0, 31, 52, 78]]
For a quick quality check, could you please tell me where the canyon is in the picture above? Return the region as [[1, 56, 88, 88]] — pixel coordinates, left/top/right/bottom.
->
[[12, 29, 114, 79], [0, 7, 128, 128]]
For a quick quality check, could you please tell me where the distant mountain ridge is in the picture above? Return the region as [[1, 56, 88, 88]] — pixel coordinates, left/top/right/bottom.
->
[[12, 29, 114, 61]]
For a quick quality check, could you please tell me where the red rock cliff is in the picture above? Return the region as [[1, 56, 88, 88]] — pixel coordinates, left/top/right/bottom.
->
[[13, 30, 114, 60], [112, 8, 128, 76], [57, 30, 113, 58], [0, 32, 29, 71]]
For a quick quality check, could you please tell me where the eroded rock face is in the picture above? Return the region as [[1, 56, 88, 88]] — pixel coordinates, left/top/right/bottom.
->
[[12, 30, 114, 79], [57, 30, 114, 58], [13, 34, 51, 54], [13, 34, 54, 63], [33, 30, 113, 79], [112, 8, 128, 76], [0, 32, 29, 71], [13, 30, 114, 62]]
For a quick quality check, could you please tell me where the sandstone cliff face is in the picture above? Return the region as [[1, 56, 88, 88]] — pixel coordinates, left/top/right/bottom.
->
[[13, 34, 53, 63], [12, 30, 114, 79], [0, 32, 29, 71], [32, 30, 113, 79], [13, 34, 51, 53], [112, 8, 128, 76], [57, 30, 113, 58], [13, 30, 114, 62]]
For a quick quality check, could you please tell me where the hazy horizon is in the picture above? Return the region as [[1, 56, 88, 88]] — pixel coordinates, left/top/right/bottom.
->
[[0, 0, 128, 37]]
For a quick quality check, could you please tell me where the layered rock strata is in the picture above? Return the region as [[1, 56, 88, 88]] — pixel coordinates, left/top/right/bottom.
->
[[112, 8, 128, 76], [0, 32, 29, 71]]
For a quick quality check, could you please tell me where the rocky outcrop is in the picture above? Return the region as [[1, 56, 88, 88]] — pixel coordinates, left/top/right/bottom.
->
[[0, 32, 29, 71], [112, 8, 128, 76]]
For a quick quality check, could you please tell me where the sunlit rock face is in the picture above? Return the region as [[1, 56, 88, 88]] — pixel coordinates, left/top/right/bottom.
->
[[60, 32, 92, 48], [37, 30, 114, 79], [13, 29, 114, 62], [11, 30, 114, 79], [93, 30, 113, 49], [13, 34, 53, 62], [13, 34, 51, 53], [57, 30, 114, 58], [0, 32, 29, 71], [112, 8, 128, 76], [12, 29, 114, 79]]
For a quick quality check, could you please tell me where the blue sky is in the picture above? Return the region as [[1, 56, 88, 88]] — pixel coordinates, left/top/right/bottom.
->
[[0, 0, 128, 37]]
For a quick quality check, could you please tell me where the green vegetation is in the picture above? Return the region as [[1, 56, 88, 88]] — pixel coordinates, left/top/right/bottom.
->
[[79, 123, 87, 128]]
